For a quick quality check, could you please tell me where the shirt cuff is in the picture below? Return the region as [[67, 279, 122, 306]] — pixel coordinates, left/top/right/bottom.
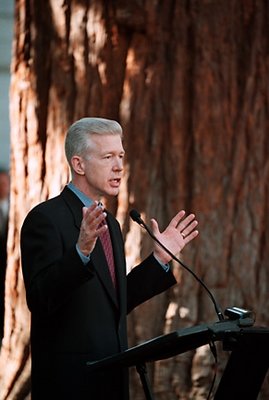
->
[[153, 254, 170, 272], [76, 243, 91, 265]]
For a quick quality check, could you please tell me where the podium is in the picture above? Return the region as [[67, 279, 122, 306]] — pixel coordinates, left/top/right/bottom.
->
[[87, 319, 269, 399]]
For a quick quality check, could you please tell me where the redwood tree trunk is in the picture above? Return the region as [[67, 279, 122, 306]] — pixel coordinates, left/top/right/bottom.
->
[[0, 1, 268, 399]]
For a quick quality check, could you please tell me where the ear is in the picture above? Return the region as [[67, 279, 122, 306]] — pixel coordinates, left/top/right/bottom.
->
[[71, 156, 85, 176]]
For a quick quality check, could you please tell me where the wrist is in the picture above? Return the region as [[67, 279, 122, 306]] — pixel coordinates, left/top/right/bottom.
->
[[153, 251, 170, 265], [76, 243, 90, 257]]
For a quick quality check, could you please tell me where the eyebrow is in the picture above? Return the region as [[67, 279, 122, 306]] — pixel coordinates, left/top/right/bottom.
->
[[102, 150, 125, 155]]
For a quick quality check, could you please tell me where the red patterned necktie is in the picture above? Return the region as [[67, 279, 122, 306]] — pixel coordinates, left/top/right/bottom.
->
[[99, 219, 117, 288]]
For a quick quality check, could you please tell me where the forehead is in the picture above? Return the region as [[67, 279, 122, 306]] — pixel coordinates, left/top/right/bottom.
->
[[87, 134, 124, 153]]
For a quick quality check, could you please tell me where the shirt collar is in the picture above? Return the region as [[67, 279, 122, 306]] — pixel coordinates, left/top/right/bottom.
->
[[67, 182, 94, 208]]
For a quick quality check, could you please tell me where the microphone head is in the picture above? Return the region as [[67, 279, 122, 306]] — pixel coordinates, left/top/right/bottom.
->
[[129, 209, 143, 224]]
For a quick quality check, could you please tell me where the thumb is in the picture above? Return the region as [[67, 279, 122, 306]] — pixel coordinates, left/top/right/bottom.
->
[[82, 206, 88, 218], [151, 218, 160, 236]]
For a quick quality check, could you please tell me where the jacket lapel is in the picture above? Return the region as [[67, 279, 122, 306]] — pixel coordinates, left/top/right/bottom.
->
[[61, 186, 83, 230]]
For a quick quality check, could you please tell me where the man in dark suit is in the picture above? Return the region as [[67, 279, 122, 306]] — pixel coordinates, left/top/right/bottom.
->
[[20, 117, 199, 399]]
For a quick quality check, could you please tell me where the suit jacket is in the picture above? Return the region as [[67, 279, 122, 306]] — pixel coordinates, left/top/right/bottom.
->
[[20, 187, 176, 399]]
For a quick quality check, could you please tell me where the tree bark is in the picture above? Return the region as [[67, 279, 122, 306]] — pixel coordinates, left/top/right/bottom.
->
[[0, 1, 268, 399]]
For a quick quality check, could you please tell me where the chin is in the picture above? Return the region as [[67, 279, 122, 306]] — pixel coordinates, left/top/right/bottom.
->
[[99, 191, 116, 199], [108, 189, 120, 197]]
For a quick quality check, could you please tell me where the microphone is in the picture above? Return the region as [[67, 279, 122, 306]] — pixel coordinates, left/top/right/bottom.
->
[[130, 209, 224, 321]]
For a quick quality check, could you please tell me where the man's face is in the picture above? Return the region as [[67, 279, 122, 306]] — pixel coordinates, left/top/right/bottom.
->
[[73, 134, 125, 200]]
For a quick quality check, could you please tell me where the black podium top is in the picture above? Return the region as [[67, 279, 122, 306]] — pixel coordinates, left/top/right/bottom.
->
[[87, 318, 268, 371]]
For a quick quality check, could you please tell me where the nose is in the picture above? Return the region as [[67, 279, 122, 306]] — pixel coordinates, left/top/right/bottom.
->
[[113, 156, 123, 171]]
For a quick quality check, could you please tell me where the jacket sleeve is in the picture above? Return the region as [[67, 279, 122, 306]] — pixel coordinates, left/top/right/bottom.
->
[[126, 253, 177, 314]]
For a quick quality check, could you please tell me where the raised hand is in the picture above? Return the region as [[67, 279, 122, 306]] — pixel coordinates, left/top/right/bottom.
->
[[151, 210, 199, 264], [77, 202, 108, 256]]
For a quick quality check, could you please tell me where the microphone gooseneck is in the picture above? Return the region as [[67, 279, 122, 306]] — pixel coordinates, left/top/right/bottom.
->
[[129, 209, 224, 321]]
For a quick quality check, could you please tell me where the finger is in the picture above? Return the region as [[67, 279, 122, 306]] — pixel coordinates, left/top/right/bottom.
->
[[82, 204, 97, 223], [180, 219, 198, 238], [90, 211, 107, 234], [84, 201, 102, 216], [150, 218, 160, 236], [183, 229, 199, 244], [170, 210, 186, 228], [176, 213, 196, 232], [83, 203, 106, 226], [82, 206, 88, 218]]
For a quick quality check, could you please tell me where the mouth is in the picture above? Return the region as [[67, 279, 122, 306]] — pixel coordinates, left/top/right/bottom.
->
[[109, 178, 121, 187]]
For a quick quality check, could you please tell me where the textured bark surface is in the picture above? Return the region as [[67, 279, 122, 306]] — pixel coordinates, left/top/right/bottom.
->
[[0, 1, 268, 399]]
